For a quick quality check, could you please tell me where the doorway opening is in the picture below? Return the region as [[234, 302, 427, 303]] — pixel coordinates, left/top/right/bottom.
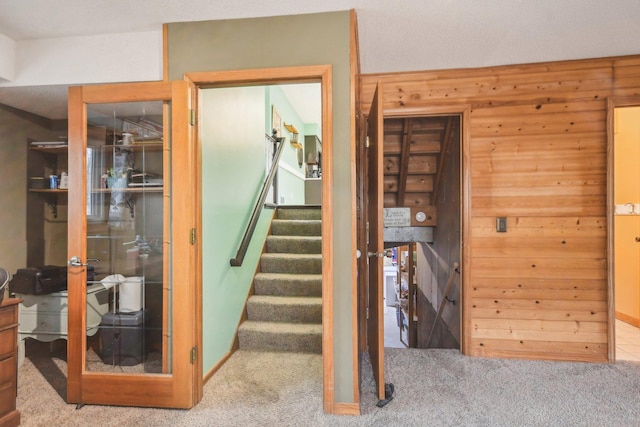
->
[[358, 83, 469, 403], [379, 115, 462, 351], [185, 64, 335, 409], [610, 101, 640, 362]]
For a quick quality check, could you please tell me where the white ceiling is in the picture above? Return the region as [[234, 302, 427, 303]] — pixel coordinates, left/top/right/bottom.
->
[[0, 0, 639, 123]]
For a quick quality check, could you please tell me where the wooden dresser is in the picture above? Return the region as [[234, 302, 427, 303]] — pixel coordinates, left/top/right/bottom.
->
[[0, 299, 20, 427]]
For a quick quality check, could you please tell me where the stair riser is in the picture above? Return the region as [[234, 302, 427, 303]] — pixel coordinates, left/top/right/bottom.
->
[[247, 302, 322, 323], [271, 221, 321, 236], [254, 279, 322, 297], [266, 237, 321, 254], [276, 208, 322, 221], [260, 257, 322, 275], [238, 329, 322, 353]]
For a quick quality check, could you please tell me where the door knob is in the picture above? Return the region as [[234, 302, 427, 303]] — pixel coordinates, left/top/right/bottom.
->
[[368, 250, 392, 258], [636, 237, 640, 242]]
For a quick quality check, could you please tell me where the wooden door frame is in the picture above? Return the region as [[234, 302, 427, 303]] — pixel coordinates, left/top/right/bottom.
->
[[67, 80, 198, 408], [606, 96, 640, 362], [183, 65, 336, 410], [363, 105, 471, 354]]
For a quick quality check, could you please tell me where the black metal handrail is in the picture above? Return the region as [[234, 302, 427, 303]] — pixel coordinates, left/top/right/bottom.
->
[[230, 133, 286, 267]]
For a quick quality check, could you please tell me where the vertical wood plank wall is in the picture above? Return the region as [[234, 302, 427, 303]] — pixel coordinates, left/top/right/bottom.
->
[[359, 55, 640, 362]]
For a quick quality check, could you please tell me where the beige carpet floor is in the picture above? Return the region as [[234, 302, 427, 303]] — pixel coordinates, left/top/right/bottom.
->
[[16, 339, 640, 426]]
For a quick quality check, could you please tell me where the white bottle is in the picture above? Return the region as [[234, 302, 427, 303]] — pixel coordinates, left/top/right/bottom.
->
[[59, 172, 69, 189]]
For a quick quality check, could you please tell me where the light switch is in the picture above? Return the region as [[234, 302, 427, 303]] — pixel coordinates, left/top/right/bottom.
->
[[496, 217, 507, 232]]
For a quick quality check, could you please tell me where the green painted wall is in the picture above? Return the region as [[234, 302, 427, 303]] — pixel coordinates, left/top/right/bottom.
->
[[167, 11, 355, 403], [304, 123, 321, 140], [200, 86, 274, 368], [266, 86, 306, 205]]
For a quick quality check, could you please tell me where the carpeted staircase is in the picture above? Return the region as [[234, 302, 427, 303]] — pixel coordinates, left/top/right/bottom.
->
[[238, 206, 322, 353]]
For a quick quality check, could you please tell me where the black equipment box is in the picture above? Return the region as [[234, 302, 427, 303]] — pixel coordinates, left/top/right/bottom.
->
[[100, 309, 147, 366], [9, 265, 95, 295]]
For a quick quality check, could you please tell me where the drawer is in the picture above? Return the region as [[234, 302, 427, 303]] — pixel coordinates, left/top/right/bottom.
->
[[0, 327, 17, 359], [18, 296, 68, 315], [0, 355, 16, 387], [18, 311, 68, 335], [0, 306, 17, 327], [0, 379, 17, 418]]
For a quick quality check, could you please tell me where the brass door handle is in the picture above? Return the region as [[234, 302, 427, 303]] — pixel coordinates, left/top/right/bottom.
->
[[636, 237, 640, 242]]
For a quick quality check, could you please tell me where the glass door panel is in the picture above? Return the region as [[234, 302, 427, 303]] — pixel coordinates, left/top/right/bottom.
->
[[84, 101, 168, 374]]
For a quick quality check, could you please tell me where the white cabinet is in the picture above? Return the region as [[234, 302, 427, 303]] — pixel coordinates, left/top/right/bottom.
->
[[384, 266, 397, 307], [14, 284, 109, 365]]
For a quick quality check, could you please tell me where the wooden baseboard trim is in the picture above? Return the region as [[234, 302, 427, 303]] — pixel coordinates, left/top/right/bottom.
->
[[615, 311, 640, 327], [332, 403, 361, 416], [203, 349, 234, 384]]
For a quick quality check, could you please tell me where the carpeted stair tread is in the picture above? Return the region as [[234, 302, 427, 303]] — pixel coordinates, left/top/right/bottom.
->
[[276, 206, 322, 220], [240, 320, 323, 333], [271, 219, 321, 236], [238, 320, 322, 353], [247, 295, 322, 323], [260, 253, 322, 274], [266, 235, 322, 254], [254, 273, 322, 297]]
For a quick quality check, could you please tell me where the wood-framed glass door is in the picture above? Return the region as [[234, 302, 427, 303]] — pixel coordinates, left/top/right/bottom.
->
[[67, 81, 198, 408]]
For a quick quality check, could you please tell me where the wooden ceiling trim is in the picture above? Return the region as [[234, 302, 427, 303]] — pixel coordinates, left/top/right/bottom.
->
[[397, 118, 413, 206]]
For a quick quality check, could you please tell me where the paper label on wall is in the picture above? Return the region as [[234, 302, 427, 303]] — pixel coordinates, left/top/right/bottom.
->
[[614, 203, 640, 215], [383, 208, 411, 227]]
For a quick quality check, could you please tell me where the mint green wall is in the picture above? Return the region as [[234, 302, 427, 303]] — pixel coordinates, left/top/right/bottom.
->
[[304, 123, 321, 140], [266, 86, 306, 205], [200, 86, 275, 368], [168, 11, 355, 403]]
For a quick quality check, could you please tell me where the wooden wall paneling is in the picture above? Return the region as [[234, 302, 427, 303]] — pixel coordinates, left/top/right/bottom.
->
[[470, 306, 608, 322], [470, 135, 606, 158], [470, 287, 608, 301], [470, 154, 607, 176], [471, 216, 607, 238], [611, 59, 640, 96], [360, 69, 614, 113], [359, 54, 640, 362], [470, 111, 606, 137], [471, 339, 608, 362], [470, 236, 605, 258]]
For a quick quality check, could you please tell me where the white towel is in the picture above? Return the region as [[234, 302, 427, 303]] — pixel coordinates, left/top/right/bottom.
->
[[101, 274, 125, 290]]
